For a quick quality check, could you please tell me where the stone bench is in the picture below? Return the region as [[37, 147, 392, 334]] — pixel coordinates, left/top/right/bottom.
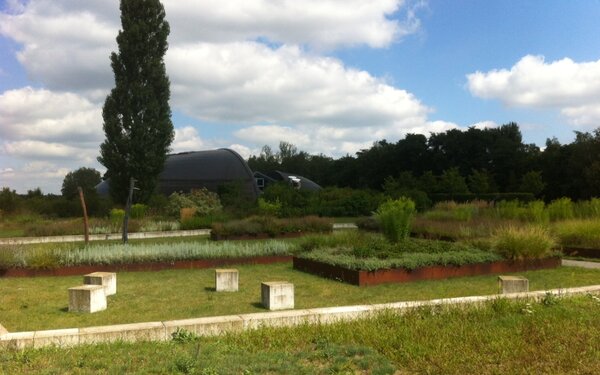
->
[[215, 269, 239, 292], [69, 285, 107, 313], [498, 276, 529, 294], [261, 281, 294, 311], [84, 272, 117, 296]]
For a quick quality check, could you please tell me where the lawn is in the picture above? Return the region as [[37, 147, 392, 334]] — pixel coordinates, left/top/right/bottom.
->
[[1, 295, 599, 374], [1, 262, 599, 332]]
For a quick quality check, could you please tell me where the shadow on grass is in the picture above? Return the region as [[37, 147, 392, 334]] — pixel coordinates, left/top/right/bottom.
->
[[204, 287, 216, 292], [250, 302, 266, 309]]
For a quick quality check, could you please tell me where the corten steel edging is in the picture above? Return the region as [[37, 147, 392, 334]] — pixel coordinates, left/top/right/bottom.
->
[[293, 257, 562, 286], [0, 256, 293, 278], [562, 247, 600, 259]]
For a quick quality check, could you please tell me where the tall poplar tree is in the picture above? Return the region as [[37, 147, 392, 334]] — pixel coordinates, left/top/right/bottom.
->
[[98, 0, 174, 203]]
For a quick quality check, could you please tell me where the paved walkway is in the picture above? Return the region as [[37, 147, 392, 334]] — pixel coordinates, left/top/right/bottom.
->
[[0, 229, 211, 245], [561, 259, 600, 269], [0, 223, 356, 245]]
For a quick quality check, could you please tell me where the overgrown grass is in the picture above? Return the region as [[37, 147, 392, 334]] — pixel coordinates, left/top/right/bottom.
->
[[0, 240, 295, 268], [0, 262, 599, 332], [2, 295, 599, 374], [552, 219, 600, 249], [492, 225, 557, 260]]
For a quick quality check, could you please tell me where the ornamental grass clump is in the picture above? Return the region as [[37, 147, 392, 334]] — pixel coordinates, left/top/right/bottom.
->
[[492, 225, 556, 260], [375, 198, 416, 243], [551, 219, 600, 249]]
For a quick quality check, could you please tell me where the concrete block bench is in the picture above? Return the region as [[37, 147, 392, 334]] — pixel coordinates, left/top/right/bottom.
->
[[84, 272, 117, 296], [69, 285, 107, 313], [498, 276, 529, 294], [261, 281, 294, 310], [215, 269, 239, 292]]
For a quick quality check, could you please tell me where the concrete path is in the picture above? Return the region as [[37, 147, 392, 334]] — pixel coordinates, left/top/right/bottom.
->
[[0, 223, 356, 245], [562, 259, 600, 269], [0, 229, 211, 245]]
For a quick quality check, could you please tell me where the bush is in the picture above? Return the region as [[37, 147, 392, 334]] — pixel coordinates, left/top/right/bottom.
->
[[312, 187, 384, 217], [355, 216, 380, 232], [492, 226, 556, 260], [0, 187, 20, 214], [211, 216, 332, 239], [129, 203, 148, 219], [167, 189, 223, 218], [258, 198, 282, 217], [110, 208, 125, 225], [375, 198, 416, 243]]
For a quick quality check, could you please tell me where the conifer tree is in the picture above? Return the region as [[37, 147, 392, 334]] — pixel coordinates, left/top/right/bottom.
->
[[98, 0, 173, 203]]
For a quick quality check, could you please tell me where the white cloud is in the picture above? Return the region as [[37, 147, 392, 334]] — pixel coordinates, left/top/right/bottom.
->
[[471, 120, 498, 130], [2, 140, 96, 161], [171, 126, 205, 153], [467, 55, 600, 126], [228, 144, 254, 159], [0, 87, 102, 143], [165, 0, 410, 49], [169, 42, 430, 128]]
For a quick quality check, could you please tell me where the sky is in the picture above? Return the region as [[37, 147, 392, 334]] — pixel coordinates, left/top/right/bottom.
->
[[1, 0, 600, 194]]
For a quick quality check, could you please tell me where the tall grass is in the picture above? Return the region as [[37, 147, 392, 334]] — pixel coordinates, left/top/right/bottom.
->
[[492, 225, 557, 260], [552, 219, 600, 249], [375, 198, 416, 243], [547, 197, 574, 221]]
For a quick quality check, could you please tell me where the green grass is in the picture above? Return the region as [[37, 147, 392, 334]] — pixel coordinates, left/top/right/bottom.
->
[[1, 295, 599, 374], [0, 263, 599, 332]]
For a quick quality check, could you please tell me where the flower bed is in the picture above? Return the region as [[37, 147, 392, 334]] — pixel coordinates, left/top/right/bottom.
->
[[293, 256, 561, 286]]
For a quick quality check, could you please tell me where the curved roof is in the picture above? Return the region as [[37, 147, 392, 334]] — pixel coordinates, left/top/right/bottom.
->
[[254, 170, 322, 192], [96, 148, 260, 199]]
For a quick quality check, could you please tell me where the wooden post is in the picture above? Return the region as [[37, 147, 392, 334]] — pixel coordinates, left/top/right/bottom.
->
[[122, 177, 136, 243], [77, 187, 90, 244]]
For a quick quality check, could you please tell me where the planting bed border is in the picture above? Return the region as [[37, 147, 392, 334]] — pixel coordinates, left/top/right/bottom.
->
[[0, 256, 292, 278], [562, 247, 600, 259], [293, 256, 561, 286], [210, 231, 329, 241]]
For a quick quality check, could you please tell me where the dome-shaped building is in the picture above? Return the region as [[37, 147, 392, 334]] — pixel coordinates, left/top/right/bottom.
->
[[96, 148, 260, 200]]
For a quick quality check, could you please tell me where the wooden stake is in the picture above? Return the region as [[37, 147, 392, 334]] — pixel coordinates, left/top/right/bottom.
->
[[78, 187, 89, 244]]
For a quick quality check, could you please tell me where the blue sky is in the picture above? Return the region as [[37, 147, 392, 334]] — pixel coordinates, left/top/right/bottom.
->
[[1, 0, 600, 193]]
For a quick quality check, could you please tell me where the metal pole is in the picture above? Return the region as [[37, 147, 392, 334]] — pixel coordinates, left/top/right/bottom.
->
[[77, 186, 89, 244], [122, 177, 136, 243]]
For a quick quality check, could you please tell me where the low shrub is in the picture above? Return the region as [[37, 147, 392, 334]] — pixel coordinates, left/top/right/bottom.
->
[[168, 189, 223, 218], [257, 198, 282, 217], [298, 235, 501, 271], [375, 198, 416, 243], [110, 208, 125, 225], [130, 203, 148, 219], [492, 226, 556, 260], [211, 216, 332, 239], [26, 246, 61, 269], [574, 198, 600, 219]]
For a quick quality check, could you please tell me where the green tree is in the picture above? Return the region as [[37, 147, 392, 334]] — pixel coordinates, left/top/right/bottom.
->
[[61, 167, 102, 199], [0, 187, 19, 213], [519, 171, 546, 197], [468, 169, 493, 194], [439, 168, 470, 195], [98, 0, 174, 204]]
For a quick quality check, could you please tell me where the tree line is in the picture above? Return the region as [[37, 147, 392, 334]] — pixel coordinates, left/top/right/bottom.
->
[[248, 123, 600, 201]]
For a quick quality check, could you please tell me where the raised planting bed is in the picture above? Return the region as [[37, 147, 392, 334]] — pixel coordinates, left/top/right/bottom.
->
[[562, 247, 600, 259], [210, 231, 309, 241], [0, 255, 292, 278], [293, 256, 561, 286]]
